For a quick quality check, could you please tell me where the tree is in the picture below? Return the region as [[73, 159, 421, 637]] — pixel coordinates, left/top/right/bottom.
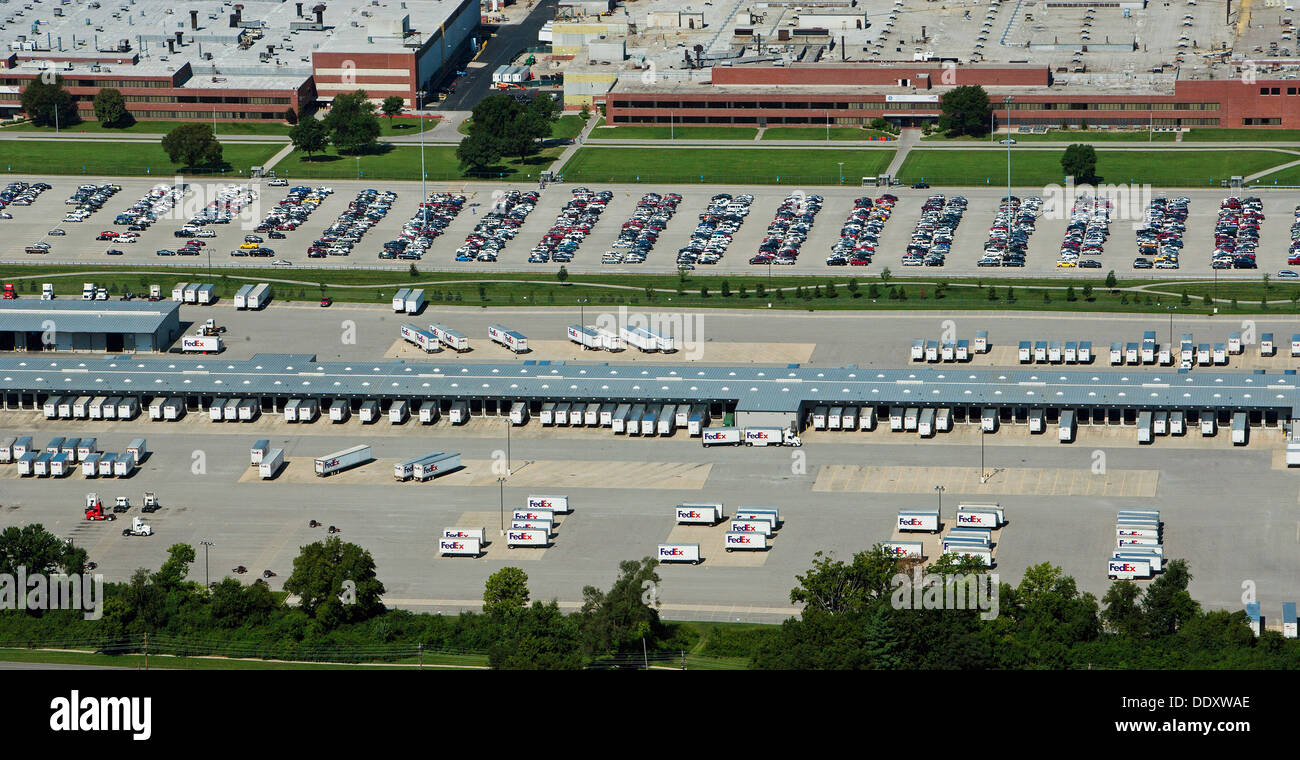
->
[[380, 95, 405, 124], [1082, 284, 1094, 301], [161, 123, 223, 168], [456, 132, 501, 173], [20, 74, 78, 128], [288, 117, 330, 160], [1101, 580, 1145, 638], [283, 536, 386, 627], [152, 543, 196, 591], [721, 280, 732, 297], [578, 558, 664, 658], [488, 600, 584, 669], [323, 90, 382, 154], [1180, 290, 1191, 306], [880, 267, 892, 284], [92, 88, 129, 127], [1141, 559, 1199, 637], [1061, 144, 1099, 184], [556, 265, 569, 283], [1105, 270, 1118, 290], [937, 85, 992, 138], [791, 548, 900, 615], [1066, 285, 1077, 302], [0, 523, 86, 577], [483, 567, 530, 616]]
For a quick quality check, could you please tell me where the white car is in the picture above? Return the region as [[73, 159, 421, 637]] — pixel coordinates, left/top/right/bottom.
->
[[196, 228, 217, 238], [271, 259, 293, 267], [267, 178, 288, 187]]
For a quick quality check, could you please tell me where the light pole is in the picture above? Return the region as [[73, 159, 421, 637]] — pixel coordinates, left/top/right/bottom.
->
[[356, 155, 361, 179], [838, 161, 844, 185], [578, 297, 588, 326], [1167, 305, 1176, 347], [825, 109, 830, 142], [1004, 96, 1013, 202], [505, 415, 511, 474], [416, 89, 428, 227], [980, 427, 987, 483], [935, 484, 945, 513], [199, 540, 214, 587], [497, 476, 506, 534]]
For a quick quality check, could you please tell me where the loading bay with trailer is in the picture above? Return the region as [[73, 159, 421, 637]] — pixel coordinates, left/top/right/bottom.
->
[[1, 307, 1299, 626]]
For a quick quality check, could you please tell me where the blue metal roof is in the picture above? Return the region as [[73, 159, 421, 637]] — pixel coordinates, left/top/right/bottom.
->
[[2, 353, 1300, 414], [0, 301, 180, 335]]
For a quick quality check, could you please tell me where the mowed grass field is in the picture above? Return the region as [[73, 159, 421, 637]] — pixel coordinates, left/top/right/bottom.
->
[[897, 148, 1299, 186], [760, 127, 896, 141], [0, 140, 283, 176], [558, 147, 895, 184], [2, 116, 442, 138], [1182, 128, 1300, 142], [588, 125, 759, 140], [276, 145, 561, 181]]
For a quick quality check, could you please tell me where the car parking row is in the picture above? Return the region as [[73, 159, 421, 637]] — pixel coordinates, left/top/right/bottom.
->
[[750, 192, 823, 266], [258, 186, 333, 255], [603, 192, 681, 265], [528, 186, 612, 264], [1134, 195, 1188, 270], [1057, 194, 1110, 270], [456, 189, 538, 262], [113, 184, 186, 233], [309, 188, 395, 259], [827, 193, 896, 267], [1211, 195, 1263, 270], [905, 194, 966, 267], [1288, 204, 1300, 271], [677, 192, 753, 268], [382, 192, 465, 260], [982, 195, 1042, 268], [0, 181, 52, 221]]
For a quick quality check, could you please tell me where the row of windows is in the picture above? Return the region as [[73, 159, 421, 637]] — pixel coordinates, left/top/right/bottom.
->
[[1259, 87, 1300, 95], [612, 99, 1225, 112], [1010, 117, 1221, 127], [115, 109, 285, 120], [1243, 117, 1283, 125]]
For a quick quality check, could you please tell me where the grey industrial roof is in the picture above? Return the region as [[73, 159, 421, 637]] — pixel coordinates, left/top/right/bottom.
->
[[0, 301, 179, 335], [2, 353, 1299, 415]]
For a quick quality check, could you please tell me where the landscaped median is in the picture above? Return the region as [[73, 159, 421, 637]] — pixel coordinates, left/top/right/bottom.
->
[[896, 148, 1300, 187], [1, 264, 1295, 314], [557, 147, 895, 185], [0, 140, 284, 176]]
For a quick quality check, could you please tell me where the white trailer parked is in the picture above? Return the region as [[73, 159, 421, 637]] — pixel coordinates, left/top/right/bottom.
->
[[251, 439, 270, 467], [246, 283, 271, 310], [488, 324, 528, 353], [725, 531, 767, 552], [506, 529, 549, 548], [389, 400, 410, 424], [404, 289, 425, 314], [509, 402, 528, 425], [448, 401, 469, 425], [439, 537, 482, 557], [392, 288, 411, 312], [330, 400, 351, 423], [315, 444, 370, 476], [884, 541, 924, 559], [413, 452, 460, 481], [568, 325, 602, 350], [658, 544, 701, 564], [259, 448, 285, 479], [430, 324, 470, 352], [401, 324, 442, 353], [897, 509, 940, 533], [675, 503, 724, 524], [418, 401, 439, 424]]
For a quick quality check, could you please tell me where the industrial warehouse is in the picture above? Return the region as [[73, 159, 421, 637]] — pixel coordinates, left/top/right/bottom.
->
[[2, 350, 1298, 443], [0, 299, 181, 352]]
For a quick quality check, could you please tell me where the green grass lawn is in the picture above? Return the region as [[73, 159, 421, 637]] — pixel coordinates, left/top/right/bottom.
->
[[587, 125, 759, 140], [0, 140, 283, 176], [0, 648, 488, 670], [2, 119, 292, 136], [761, 126, 896, 141], [1249, 164, 1300, 186], [3, 265, 1285, 315], [377, 116, 442, 137], [1183, 128, 1300, 142], [457, 115, 587, 139], [897, 148, 1298, 186], [922, 131, 1177, 142], [277, 145, 560, 181], [559, 147, 894, 184]]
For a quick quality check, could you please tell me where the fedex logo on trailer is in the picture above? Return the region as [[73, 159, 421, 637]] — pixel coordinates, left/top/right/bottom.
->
[[1109, 561, 1139, 573], [726, 534, 752, 546], [957, 513, 995, 526], [899, 517, 924, 527], [677, 509, 702, 520], [444, 530, 471, 539], [440, 541, 465, 551], [659, 546, 686, 558], [508, 531, 535, 541], [703, 432, 726, 441], [885, 545, 908, 556], [489, 326, 502, 340], [518, 511, 542, 520], [733, 523, 756, 532], [528, 498, 555, 509], [748, 431, 771, 440]]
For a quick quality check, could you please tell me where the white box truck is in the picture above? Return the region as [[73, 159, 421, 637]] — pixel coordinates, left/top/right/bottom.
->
[[730, 519, 772, 537], [1108, 558, 1152, 580], [404, 289, 425, 314], [658, 544, 701, 565], [315, 444, 370, 476], [259, 448, 285, 479], [392, 288, 411, 312], [702, 427, 741, 446], [725, 531, 767, 552], [413, 452, 460, 481], [897, 509, 939, 533], [883, 541, 924, 559], [510, 402, 528, 425], [389, 400, 409, 424], [251, 439, 270, 467], [527, 495, 571, 514], [439, 537, 481, 557], [449, 401, 468, 425], [330, 400, 351, 423], [507, 529, 549, 548], [418, 401, 439, 424], [675, 503, 724, 525], [359, 400, 380, 423]]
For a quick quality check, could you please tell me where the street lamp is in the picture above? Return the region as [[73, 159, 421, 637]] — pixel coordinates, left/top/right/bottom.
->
[[935, 484, 945, 512], [1004, 96, 1013, 203], [497, 476, 507, 535], [416, 89, 428, 227], [578, 297, 589, 327], [838, 161, 845, 185], [1167, 305, 1177, 347], [199, 540, 214, 587], [979, 427, 987, 484], [505, 415, 511, 475]]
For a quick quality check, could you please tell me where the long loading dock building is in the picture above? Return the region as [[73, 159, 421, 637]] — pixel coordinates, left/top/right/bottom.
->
[[1, 353, 1298, 433]]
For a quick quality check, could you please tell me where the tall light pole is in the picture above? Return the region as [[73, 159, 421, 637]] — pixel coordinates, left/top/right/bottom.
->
[[1004, 96, 1013, 202], [505, 415, 511, 474], [838, 161, 844, 185], [578, 297, 588, 326], [670, 110, 674, 141], [979, 427, 987, 484], [935, 484, 945, 513], [416, 89, 428, 227], [199, 540, 214, 587], [497, 476, 506, 534]]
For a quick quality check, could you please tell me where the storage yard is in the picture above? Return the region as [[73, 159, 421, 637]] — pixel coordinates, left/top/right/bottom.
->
[[0, 303, 1297, 622]]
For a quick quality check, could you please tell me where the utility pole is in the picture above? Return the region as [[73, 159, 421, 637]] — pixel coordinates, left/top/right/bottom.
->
[[980, 428, 987, 483], [1004, 96, 1014, 203], [417, 89, 427, 227], [498, 476, 506, 535], [505, 416, 511, 474]]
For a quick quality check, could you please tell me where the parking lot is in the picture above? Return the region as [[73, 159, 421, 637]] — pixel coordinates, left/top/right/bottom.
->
[[5, 175, 1300, 279]]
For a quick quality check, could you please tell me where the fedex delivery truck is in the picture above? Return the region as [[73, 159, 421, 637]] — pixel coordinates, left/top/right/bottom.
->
[[730, 519, 772, 536], [657, 544, 701, 564], [439, 538, 481, 557], [527, 495, 571, 514], [1108, 558, 1153, 580], [883, 541, 923, 559], [507, 529, 549, 548], [725, 531, 767, 552], [675, 503, 724, 525], [897, 509, 939, 533], [443, 527, 486, 544]]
